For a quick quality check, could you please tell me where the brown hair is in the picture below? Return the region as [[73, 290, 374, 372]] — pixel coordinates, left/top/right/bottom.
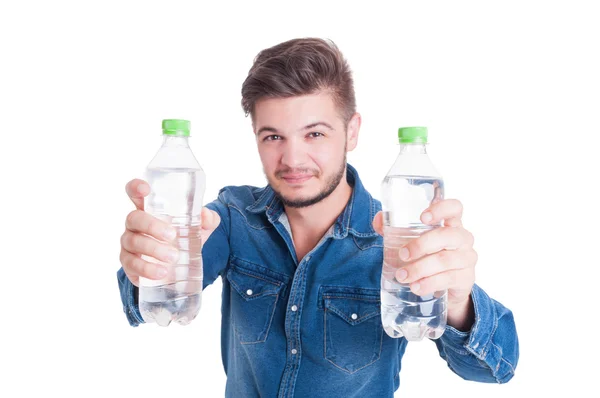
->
[[241, 38, 356, 126]]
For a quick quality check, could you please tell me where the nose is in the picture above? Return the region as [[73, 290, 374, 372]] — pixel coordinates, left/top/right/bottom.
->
[[281, 137, 308, 168]]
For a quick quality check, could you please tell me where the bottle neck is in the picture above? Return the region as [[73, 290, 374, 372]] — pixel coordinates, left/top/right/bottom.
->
[[399, 143, 427, 155], [161, 135, 190, 148]]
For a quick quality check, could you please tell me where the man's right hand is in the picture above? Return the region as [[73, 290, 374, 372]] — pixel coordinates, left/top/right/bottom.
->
[[119, 178, 221, 286]]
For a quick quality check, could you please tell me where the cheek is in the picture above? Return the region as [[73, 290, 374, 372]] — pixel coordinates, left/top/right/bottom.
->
[[310, 145, 340, 167], [258, 147, 279, 171]]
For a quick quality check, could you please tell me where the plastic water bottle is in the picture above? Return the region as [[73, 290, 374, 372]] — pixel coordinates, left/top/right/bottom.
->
[[139, 119, 206, 326], [380, 126, 447, 341]]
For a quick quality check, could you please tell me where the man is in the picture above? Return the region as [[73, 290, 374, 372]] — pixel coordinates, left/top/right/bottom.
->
[[118, 38, 519, 397]]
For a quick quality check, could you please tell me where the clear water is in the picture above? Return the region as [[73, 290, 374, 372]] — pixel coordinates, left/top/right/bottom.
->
[[139, 167, 204, 327], [381, 176, 447, 341]]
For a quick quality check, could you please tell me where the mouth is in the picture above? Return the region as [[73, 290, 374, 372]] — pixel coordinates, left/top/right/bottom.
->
[[280, 174, 313, 184]]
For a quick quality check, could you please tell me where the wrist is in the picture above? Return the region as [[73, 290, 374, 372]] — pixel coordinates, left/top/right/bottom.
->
[[447, 294, 475, 332]]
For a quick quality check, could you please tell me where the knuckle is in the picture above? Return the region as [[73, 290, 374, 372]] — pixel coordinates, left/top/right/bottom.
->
[[455, 199, 463, 211], [132, 256, 146, 275], [126, 210, 138, 228], [465, 230, 475, 245], [412, 237, 426, 254], [470, 249, 479, 265], [148, 217, 164, 235], [437, 249, 450, 262], [121, 231, 134, 250]]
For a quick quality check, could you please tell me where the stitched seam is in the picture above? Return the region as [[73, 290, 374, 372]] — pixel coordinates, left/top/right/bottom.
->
[[352, 235, 383, 250], [228, 277, 281, 300], [288, 260, 309, 396], [239, 292, 279, 345], [326, 305, 380, 323], [500, 356, 516, 375], [323, 309, 383, 374], [234, 268, 282, 286], [246, 186, 271, 212], [230, 256, 290, 282], [481, 297, 499, 359], [348, 227, 379, 238], [228, 203, 273, 230], [324, 295, 379, 302]]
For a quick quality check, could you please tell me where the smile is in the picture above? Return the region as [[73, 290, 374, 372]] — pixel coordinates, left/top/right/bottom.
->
[[281, 174, 313, 184]]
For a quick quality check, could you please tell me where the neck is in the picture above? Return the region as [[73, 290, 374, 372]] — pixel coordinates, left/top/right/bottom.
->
[[399, 143, 427, 154]]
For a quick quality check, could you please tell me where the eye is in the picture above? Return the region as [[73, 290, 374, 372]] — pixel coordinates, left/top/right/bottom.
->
[[308, 132, 324, 138], [263, 135, 282, 142]]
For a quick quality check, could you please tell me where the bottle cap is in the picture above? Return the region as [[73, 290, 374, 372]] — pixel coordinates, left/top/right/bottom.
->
[[162, 119, 190, 136], [398, 126, 428, 144]]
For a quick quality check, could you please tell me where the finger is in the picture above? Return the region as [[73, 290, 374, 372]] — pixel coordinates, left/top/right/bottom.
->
[[400, 226, 473, 262], [126, 210, 177, 242], [201, 207, 221, 232], [120, 248, 168, 281], [372, 211, 383, 236], [125, 179, 150, 210], [410, 267, 475, 296], [121, 230, 180, 264], [421, 199, 463, 228], [199, 208, 221, 243], [396, 249, 477, 284]]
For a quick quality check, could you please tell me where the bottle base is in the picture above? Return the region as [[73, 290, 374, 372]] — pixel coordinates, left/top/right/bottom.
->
[[140, 293, 202, 327], [383, 322, 445, 341]]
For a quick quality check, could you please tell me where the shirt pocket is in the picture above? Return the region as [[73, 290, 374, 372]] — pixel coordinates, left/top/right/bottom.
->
[[227, 265, 285, 344], [319, 286, 383, 374]]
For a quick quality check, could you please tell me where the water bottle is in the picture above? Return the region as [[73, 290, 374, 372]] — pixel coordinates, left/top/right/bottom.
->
[[139, 119, 206, 326], [380, 126, 447, 341]]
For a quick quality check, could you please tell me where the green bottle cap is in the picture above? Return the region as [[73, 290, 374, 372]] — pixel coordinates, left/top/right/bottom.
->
[[162, 119, 191, 136], [398, 126, 428, 144]]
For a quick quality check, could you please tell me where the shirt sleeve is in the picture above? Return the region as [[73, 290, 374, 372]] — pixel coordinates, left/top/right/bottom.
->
[[433, 283, 519, 383], [116, 192, 232, 327]]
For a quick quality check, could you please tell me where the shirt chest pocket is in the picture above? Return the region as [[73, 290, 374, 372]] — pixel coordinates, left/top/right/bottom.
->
[[319, 286, 383, 374], [227, 265, 286, 344]]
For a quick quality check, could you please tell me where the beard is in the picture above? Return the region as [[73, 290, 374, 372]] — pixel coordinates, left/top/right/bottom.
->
[[267, 155, 347, 209]]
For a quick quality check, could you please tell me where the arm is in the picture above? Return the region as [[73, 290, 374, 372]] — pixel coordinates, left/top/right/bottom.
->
[[372, 199, 519, 382], [434, 284, 519, 383]]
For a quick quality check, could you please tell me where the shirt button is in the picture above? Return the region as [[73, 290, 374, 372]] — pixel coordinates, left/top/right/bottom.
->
[[246, 289, 253, 296], [351, 313, 358, 320], [291, 305, 298, 312], [291, 349, 298, 355]]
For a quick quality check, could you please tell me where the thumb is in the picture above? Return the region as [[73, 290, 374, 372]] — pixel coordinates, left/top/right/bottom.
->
[[372, 211, 383, 236], [200, 207, 221, 241]]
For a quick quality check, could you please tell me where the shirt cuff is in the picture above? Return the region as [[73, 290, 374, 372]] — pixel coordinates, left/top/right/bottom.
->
[[117, 267, 145, 326], [440, 283, 514, 382]]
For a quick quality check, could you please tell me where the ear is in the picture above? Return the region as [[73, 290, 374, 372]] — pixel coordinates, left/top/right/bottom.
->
[[346, 113, 361, 152]]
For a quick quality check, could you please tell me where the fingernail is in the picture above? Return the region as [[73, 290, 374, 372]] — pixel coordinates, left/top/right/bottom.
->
[[411, 283, 420, 293], [422, 212, 432, 224], [399, 247, 410, 261], [137, 184, 149, 195], [156, 267, 168, 278], [396, 269, 408, 281], [163, 228, 177, 240]]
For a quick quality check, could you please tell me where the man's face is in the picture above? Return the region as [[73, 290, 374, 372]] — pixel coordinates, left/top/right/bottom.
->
[[254, 91, 358, 208]]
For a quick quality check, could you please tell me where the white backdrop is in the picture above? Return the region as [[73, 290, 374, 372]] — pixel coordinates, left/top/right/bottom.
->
[[1, 1, 598, 397]]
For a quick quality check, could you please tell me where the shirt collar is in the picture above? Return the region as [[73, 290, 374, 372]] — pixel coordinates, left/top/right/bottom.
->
[[246, 164, 379, 239]]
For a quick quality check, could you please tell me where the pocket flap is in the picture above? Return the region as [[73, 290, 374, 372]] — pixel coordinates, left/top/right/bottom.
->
[[321, 286, 381, 326], [227, 267, 284, 301]]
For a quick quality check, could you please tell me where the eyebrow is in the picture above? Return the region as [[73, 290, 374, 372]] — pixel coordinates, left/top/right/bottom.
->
[[257, 121, 334, 136]]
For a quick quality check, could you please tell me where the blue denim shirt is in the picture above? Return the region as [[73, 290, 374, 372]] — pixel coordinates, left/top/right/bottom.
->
[[117, 164, 519, 397]]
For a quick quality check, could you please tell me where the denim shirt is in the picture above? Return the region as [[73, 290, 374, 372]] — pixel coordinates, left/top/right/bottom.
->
[[117, 164, 519, 397]]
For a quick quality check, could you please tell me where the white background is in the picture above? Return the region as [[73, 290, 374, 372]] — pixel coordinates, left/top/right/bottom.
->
[[1, 1, 598, 397]]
